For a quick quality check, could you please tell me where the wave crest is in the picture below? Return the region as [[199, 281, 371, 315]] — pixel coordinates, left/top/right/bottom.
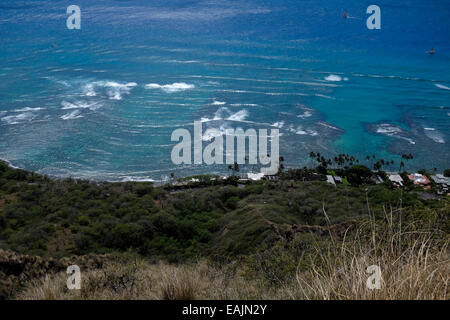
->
[[145, 82, 194, 93]]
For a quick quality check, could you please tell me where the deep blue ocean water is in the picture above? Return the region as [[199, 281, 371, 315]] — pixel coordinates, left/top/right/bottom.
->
[[0, 0, 449, 181]]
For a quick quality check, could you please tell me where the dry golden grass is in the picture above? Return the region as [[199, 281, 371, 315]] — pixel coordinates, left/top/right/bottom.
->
[[293, 223, 449, 300], [16, 217, 449, 300], [16, 260, 269, 300]]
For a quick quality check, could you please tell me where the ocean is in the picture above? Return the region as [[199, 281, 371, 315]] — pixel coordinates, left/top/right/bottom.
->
[[0, 0, 449, 181]]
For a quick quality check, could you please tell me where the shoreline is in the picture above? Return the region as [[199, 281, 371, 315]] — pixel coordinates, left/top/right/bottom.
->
[[1, 157, 448, 186]]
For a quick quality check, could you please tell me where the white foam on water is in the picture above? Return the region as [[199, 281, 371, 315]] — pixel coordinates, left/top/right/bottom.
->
[[288, 125, 318, 136], [211, 100, 226, 105], [83, 81, 137, 100], [325, 74, 343, 82], [219, 89, 307, 96], [188, 74, 340, 87], [201, 107, 250, 124], [0, 158, 20, 169], [206, 107, 250, 123], [61, 110, 83, 120], [298, 110, 313, 118], [376, 124, 402, 134], [12, 107, 45, 112], [164, 59, 202, 64], [272, 121, 285, 128], [351, 73, 424, 82], [200, 117, 214, 123], [424, 127, 445, 143], [84, 83, 97, 96], [61, 101, 101, 111], [227, 109, 249, 121], [375, 124, 416, 145], [435, 83, 450, 90], [229, 103, 259, 107], [317, 121, 341, 131], [145, 82, 195, 93], [315, 94, 336, 100], [1, 112, 36, 124]]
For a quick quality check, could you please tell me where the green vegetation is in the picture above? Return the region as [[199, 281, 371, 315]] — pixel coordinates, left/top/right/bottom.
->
[[0, 159, 448, 300], [0, 160, 448, 260], [444, 169, 450, 177], [10, 218, 450, 300]]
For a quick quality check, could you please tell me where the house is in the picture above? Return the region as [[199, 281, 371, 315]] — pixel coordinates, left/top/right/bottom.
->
[[334, 176, 343, 184], [264, 175, 278, 181], [408, 173, 431, 189], [431, 174, 450, 186], [431, 174, 450, 194], [387, 172, 403, 187], [370, 174, 384, 185], [247, 172, 265, 181], [326, 175, 336, 186]]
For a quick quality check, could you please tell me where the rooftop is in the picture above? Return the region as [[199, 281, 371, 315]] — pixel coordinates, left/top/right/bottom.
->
[[408, 173, 430, 185], [247, 173, 265, 181], [326, 175, 336, 186], [431, 174, 450, 185]]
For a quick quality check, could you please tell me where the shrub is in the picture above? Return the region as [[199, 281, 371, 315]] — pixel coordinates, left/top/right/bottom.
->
[[344, 165, 372, 186], [160, 266, 199, 300], [225, 196, 239, 210]]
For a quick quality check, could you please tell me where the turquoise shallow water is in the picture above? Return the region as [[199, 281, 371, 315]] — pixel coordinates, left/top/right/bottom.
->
[[0, 0, 449, 181]]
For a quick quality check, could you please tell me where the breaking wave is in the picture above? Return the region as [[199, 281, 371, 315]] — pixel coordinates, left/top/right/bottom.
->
[[201, 107, 249, 123], [211, 100, 226, 105], [61, 101, 101, 111], [372, 123, 416, 145], [435, 83, 450, 90], [12, 107, 45, 112], [83, 81, 137, 100], [227, 109, 249, 121], [324, 74, 349, 82], [288, 124, 318, 136], [1, 112, 36, 125], [61, 110, 83, 120], [423, 127, 445, 143], [145, 82, 195, 93], [272, 121, 285, 129]]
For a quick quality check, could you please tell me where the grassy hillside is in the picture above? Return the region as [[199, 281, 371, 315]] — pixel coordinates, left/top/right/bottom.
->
[[0, 160, 448, 299], [8, 220, 450, 300]]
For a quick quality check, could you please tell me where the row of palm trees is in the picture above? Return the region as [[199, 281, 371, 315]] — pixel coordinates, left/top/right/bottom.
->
[[309, 152, 414, 173], [167, 152, 417, 182]]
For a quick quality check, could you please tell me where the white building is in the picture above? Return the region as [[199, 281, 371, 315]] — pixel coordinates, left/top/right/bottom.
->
[[387, 172, 403, 187], [326, 175, 336, 186], [247, 172, 265, 181]]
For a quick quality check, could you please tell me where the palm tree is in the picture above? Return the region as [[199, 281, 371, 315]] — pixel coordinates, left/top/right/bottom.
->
[[278, 156, 285, 174], [234, 162, 240, 175], [399, 161, 405, 172], [401, 154, 414, 172]]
